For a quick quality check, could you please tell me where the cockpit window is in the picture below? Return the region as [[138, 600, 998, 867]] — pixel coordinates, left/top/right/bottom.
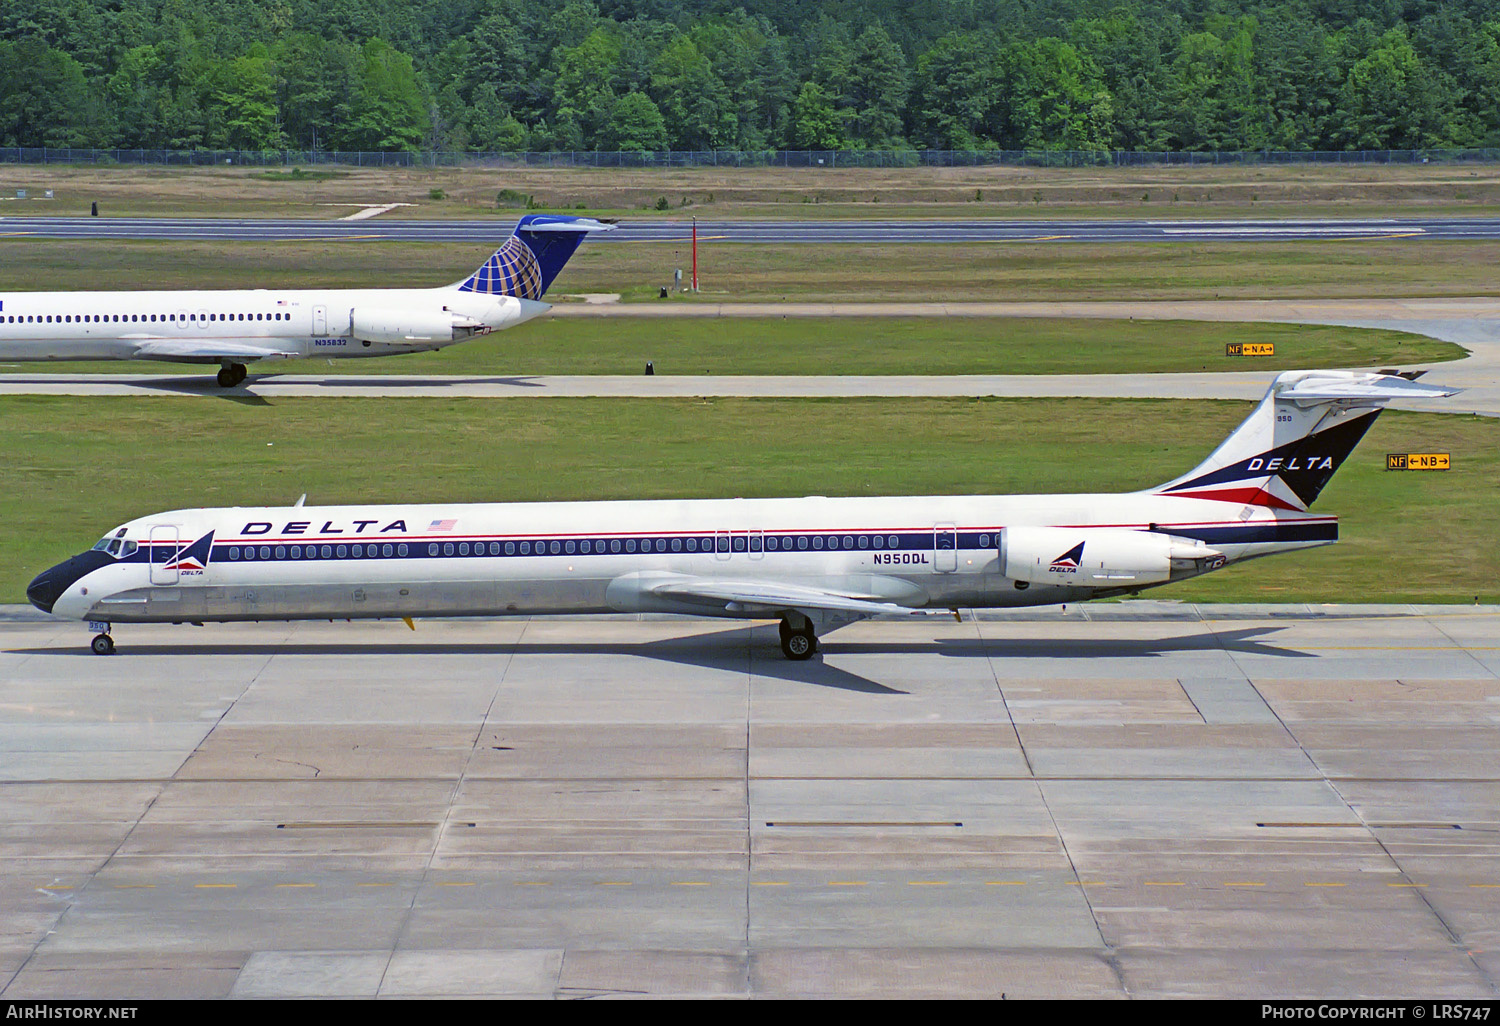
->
[[91, 528, 130, 557]]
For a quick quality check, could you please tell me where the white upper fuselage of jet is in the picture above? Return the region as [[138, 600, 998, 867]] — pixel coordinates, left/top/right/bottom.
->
[[0, 286, 547, 364], [38, 489, 1320, 627]]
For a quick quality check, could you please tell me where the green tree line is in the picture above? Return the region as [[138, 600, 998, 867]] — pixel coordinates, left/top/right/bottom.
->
[[4, 0, 1500, 152]]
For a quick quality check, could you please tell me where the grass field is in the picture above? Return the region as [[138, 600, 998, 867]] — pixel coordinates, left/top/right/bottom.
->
[[7, 163, 1500, 220], [4, 396, 1493, 605], [1, 318, 1457, 378], [3, 236, 1499, 304]]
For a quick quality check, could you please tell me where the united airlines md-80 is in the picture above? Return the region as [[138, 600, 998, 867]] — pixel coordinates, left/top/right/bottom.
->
[[0, 214, 613, 386], [27, 370, 1456, 659]]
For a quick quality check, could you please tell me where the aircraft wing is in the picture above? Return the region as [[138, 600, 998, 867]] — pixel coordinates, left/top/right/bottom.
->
[[646, 575, 932, 618], [130, 338, 301, 363]]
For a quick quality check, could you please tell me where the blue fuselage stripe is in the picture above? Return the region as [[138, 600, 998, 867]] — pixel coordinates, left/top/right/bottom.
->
[[115, 522, 1336, 568]]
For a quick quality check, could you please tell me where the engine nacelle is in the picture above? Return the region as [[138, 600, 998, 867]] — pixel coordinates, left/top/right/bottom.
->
[[349, 307, 480, 345], [999, 526, 1223, 588]]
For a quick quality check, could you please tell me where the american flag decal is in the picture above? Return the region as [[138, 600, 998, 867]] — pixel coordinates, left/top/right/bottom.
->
[[429, 519, 457, 531]]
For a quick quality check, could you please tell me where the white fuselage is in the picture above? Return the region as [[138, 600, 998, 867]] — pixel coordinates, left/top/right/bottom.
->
[[0, 287, 545, 363], [45, 491, 1335, 626]]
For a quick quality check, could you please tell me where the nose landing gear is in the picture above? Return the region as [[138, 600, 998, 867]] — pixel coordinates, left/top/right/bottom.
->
[[216, 363, 248, 388], [90, 633, 115, 655]]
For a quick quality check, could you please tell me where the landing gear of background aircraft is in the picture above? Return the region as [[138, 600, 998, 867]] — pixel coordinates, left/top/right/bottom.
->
[[90, 633, 115, 655], [778, 617, 817, 661], [216, 363, 247, 388]]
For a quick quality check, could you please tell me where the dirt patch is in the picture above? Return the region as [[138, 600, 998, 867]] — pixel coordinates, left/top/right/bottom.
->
[[5, 163, 1500, 219]]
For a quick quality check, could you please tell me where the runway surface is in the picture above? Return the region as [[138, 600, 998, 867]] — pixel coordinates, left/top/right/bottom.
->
[[4, 215, 1500, 243], [2, 297, 1495, 414], [1, 603, 1497, 998]]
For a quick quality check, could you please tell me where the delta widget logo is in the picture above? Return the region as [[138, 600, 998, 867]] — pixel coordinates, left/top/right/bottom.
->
[[1048, 541, 1084, 573]]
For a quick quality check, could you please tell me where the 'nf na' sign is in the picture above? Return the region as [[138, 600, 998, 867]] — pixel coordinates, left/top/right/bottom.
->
[[1226, 342, 1276, 356]]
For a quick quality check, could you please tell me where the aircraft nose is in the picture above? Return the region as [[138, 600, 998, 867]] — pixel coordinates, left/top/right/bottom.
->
[[27, 551, 113, 615], [27, 565, 67, 614]]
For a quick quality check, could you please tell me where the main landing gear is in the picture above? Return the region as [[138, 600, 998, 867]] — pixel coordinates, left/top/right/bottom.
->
[[216, 362, 248, 388], [778, 617, 818, 661]]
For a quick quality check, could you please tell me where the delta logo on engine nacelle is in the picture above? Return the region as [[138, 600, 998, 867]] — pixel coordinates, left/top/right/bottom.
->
[[1049, 542, 1084, 573]]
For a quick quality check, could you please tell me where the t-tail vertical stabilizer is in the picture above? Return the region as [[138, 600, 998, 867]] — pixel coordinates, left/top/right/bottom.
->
[[1150, 369, 1460, 511], [455, 215, 616, 299]]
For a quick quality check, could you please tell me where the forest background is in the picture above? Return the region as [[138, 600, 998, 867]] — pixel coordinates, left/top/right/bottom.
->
[[4, 0, 1500, 155]]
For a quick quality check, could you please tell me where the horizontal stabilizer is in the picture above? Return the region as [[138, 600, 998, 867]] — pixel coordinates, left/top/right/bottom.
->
[[520, 217, 617, 233], [1274, 370, 1460, 405]]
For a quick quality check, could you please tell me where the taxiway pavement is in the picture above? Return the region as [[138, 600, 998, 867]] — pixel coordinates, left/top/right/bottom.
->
[[1, 297, 1494, 413], [2, 604, 1497, 998]]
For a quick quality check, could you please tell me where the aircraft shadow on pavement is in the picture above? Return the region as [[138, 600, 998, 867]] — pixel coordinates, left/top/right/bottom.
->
[[12, 625, 903, 694], [12, 624, 1307, 693], [2, 373, 550, 395]]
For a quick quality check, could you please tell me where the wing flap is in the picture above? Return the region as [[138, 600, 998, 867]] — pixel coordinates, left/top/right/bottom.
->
[[648, 576, 930, 618], [132, 338, 300, 362]]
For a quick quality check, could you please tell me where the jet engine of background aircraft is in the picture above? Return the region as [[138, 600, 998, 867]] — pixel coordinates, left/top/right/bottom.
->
[[349, 306, 491, 348]]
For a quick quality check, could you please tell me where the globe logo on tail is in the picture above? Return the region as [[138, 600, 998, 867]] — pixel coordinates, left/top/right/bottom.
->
[[459, 236, 544, 299]]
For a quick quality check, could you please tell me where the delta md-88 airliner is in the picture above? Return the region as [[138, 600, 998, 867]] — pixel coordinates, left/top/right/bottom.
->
[[0, 214, 613, 386], [27, 369, 1455, 659]]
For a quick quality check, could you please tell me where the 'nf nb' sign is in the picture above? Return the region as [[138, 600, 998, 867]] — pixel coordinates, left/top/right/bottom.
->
[[1225, 342, 1276, 356], [1386, 453, 1451, 470]]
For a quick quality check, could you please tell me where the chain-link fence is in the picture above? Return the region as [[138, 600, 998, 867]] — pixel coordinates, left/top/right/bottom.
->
[[4, 147, 1500, 167]]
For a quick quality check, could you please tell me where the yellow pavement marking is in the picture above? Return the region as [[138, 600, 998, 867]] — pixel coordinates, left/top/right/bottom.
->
[[752, 881, 790, 887], [274, 234, 387, 242], [620, 235, 731, 243], [1225, 882, 1267, 887], [436, 881, 475, 887], [195, 883, 236, 889], [517, 881, 550, 886], [907, 881, 948, 886], [1016, 235, 1072, 241], [672, 881, 711, 887], [0, 232, 35, 237], [1145, 881, 1187, 886], [986, 881, 1027, 886], [828, 881, 867, 887], [273, 883, 315, 888], [112, 884, 156, 889], [1258, 645, 1500, 652], [1305, 882, 1346, 887], [1469, 884, 1500, 888], [356, 882, 394, 887], [596, 881, 633, 886]]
